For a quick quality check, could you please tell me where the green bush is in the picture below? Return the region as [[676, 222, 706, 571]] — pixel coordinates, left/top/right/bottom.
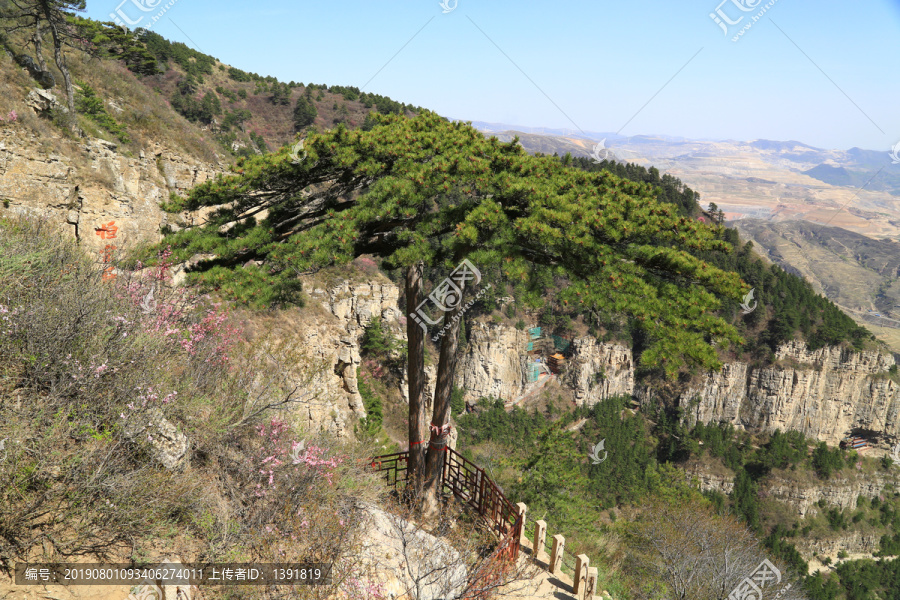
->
[[813, 442, 844, 479], [74, 81, 129, 143]]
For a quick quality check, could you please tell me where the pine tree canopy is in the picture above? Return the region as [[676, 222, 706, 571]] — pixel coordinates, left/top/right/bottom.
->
[[157, 111, 751, 377]]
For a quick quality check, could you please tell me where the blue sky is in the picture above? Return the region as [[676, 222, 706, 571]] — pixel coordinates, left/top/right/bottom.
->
[[85, 0, 900, 152]]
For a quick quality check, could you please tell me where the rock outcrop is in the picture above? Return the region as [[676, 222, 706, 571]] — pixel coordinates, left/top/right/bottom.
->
[[455, 322, 528, 403], [566, 336, 634, 406], [647, 341, 900, 447], [687, 465, 900, 518], [0, 121, 223, 252], [121, 407, 189, 470], [355, 502, 468, 600], [282, 279, 402, 438]]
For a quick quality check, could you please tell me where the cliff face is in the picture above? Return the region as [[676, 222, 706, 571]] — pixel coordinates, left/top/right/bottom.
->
[[291, 280, 402, 438], [454, 324, 636, 407], [455, 322, 529, 403], [566, 337, 635, 406], [686, 463, 900, 557], [669, 341, 900, 448], [687, 465, 900, 519], [0, 122, 223, 252]]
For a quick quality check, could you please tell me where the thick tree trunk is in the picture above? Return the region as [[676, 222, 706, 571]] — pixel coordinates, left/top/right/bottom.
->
[[32, 22, 48, 72], [405, 261, 427, 501], [39, 2, 74, 113], [421, 296, 464, 520]]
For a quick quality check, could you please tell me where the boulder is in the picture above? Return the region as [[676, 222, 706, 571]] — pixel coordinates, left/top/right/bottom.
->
[[122, 407, 189, 470]]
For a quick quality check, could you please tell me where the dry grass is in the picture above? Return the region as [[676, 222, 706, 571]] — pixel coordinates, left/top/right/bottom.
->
[[0, 216, 389, 599]]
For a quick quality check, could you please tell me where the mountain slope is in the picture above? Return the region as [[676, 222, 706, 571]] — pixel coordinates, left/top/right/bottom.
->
[[733, 219, 900, 351]]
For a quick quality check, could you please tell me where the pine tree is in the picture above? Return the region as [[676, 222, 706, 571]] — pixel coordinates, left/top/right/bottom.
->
[[292, 94, 317, 131], [155, 111, 751, 519]]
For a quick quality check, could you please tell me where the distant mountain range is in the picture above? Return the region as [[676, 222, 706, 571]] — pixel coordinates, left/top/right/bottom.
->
[[465, 122, 900, 242]]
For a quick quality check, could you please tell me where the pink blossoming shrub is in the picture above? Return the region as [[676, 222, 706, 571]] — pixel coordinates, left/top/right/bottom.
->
[[117, 245, 242, 367]]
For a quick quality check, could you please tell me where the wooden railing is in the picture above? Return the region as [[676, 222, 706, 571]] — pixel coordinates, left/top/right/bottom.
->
[[368, 449, 603, 599], [367, 448, 522, 595]]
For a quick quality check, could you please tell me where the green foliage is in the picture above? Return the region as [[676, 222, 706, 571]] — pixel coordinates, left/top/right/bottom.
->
[[219, 109, 252, 132], [74, 81, 129, 143], [271, 82, 291, 106], [568, 155, 700, 217], [227, 66, 254, 82], [249, 131, 268, 154], [355, 372, 383, 439], [449, 386, 465, 417], [732, 468, 761, 532], [764, 524, 808, 575], [360, 317, 395, 359], [757, 428, 809, 470], [570, 154, 869, 353], [456, 397, 547, 449], [803, 571, 841, 600], [140, 30, 215, 80], [158, 111, 752, 379], [292, 95, 317, 131], [698, 228, 870, 352], [170, 80, 222, 125], [812, 442, 844, 479], [69, 17, 160, 75], [826, 507, 848, 530]]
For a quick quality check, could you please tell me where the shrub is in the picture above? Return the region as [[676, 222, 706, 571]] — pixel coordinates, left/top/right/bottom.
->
[[361, 316, 396, 358], [812, 442, 844, 479], [74, 80, 130, 143], [0, 217, 384, 587]]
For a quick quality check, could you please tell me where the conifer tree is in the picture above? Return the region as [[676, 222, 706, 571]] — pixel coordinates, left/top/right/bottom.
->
[[0, 0, 85, 112], [156, 111, 751, 518]]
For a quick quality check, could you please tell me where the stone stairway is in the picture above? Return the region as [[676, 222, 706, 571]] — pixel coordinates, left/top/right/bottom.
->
[[494, 539, 612, 600]]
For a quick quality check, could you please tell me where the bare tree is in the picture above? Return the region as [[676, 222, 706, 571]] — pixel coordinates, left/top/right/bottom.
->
[[624, 500, 808, 600]]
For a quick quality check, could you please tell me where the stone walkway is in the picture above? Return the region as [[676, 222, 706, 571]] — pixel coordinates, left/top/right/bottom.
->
[[493, 539, 580, 600]]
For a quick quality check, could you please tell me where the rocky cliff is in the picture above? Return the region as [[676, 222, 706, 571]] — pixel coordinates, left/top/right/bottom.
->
[[455, 322, 529, 403], [454, 323, 636, 407], [566, 337, 635, 406], [284, 279, 402, 438], [686, 463, 900, 557], [0, 108, 223, 253], [645, 340, 900, 448]]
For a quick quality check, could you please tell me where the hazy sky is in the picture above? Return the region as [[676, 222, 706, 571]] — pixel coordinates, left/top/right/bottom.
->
[[85, 0, 900, 152]]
